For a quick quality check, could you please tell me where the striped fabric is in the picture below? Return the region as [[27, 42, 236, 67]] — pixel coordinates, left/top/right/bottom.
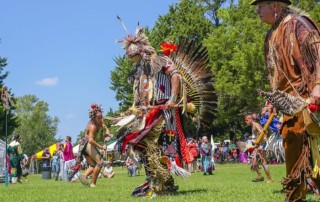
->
[[155, 71, 171, 101]]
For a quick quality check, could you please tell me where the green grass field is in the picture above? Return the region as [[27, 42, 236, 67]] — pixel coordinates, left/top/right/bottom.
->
[[0, 163, 319, 202]]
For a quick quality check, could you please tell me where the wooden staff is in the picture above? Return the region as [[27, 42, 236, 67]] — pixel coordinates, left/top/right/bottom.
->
[[103, 140, 107, 161], [255, 113, 275, 146]]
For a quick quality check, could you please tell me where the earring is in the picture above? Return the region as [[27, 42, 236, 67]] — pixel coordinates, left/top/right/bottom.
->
[[274, 13, 278, 20]]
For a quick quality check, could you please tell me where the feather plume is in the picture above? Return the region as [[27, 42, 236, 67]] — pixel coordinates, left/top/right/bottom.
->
[[171, 38, 217, 125], [113, 114, 136, 127], [116, 16, 129, 35], [170, 160, 191, 178]]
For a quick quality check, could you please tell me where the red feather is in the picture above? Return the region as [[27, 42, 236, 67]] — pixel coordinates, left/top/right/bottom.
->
[[160, 43, 178, 56], [91, 104, 97, 109]]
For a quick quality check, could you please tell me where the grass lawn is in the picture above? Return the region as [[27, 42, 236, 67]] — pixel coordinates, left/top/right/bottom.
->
[[0, 163, 319, 202]]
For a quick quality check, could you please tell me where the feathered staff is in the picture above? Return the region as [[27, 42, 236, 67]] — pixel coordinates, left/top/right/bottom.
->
[[258, 89, 320, 177], [255, 113, 275, 146]]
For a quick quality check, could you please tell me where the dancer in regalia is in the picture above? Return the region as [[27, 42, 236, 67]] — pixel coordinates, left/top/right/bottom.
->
[[112, 23, 217, 197]]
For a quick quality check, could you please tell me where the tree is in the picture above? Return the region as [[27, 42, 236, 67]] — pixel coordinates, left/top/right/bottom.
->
[[75, 130, 85, 146], [149, 0, 214, 47], [14, 95, 59, 155], [293, 0, 320, 24], [203, 0, 270, 137], [197, 0, 229, 27], [110, 56, 134, 112], [0, 56, 19, 140]]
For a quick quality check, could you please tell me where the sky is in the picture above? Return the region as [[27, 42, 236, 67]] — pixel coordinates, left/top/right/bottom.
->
[[0, 0, 179, 143]]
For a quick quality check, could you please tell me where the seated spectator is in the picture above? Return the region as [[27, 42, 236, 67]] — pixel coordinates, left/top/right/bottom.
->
[[102, 161, 115, 178], [126, 157, 138, 177]]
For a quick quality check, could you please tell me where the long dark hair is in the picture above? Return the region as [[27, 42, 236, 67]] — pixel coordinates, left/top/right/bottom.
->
[[13, 134, 21, 141]]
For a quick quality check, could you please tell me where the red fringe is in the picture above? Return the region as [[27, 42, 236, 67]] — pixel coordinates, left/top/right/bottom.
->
[[121, 106, 164, 153], [175, 108, 192, 164]]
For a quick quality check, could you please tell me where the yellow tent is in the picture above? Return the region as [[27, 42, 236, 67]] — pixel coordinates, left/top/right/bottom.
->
[[35, 142, 64, 160]]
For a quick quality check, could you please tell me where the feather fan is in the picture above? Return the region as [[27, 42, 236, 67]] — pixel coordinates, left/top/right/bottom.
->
[[257, 89, 307, 115]]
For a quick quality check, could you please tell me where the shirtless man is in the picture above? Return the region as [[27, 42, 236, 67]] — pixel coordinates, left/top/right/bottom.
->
[[245, 114, 272, 183], [78, 104, 111, 187]]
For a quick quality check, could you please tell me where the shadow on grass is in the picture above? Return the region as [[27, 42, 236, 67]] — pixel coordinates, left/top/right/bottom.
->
[[169, 188, 209, 196], [272, 189, 283, 195]]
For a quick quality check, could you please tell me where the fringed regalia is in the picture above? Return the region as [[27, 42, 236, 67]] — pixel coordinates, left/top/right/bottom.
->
[[258, 6, 320, 201], [250, 146, 267, 171], [7, 140, 22, 183], [113, 28, 217, 197]]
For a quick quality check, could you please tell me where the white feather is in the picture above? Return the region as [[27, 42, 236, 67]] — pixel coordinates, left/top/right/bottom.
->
[[114, 114, 136, 127]]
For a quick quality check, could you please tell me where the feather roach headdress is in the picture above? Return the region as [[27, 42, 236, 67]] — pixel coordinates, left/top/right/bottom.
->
[[89, 103, 103, 119], [117, 17, 155, 58]]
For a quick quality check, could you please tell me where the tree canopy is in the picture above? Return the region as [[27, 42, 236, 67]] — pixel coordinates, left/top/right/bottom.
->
[[14, 95, 59, 155]]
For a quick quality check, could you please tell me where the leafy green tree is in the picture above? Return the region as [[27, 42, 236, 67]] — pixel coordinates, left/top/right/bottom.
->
[[110, 57, 134, 112], [197, 0, 229, 27], [75, 130, 85, 146], [293, 0, 320, 23], [149, 0, 214, 47], [203, 0, 270, 137], [0, 56, 19, 140], [14, 95, 59, 155]]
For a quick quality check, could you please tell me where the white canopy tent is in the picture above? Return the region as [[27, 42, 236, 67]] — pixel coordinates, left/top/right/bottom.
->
[[72, 141, 117, 154]]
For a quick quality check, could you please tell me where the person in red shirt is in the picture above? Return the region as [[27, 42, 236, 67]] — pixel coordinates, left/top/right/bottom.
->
[[186, 138, 198, 172]]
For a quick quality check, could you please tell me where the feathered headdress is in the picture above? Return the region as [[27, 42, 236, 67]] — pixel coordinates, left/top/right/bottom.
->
[[89, 103, 103, 119], [117, 16, 155, 57]]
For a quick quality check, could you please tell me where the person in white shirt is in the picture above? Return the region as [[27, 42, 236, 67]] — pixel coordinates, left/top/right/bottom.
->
[[102, 161, 115, 178]]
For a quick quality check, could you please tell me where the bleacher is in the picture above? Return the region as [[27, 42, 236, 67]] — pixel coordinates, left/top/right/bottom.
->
[[0, 139, 6, 183]]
